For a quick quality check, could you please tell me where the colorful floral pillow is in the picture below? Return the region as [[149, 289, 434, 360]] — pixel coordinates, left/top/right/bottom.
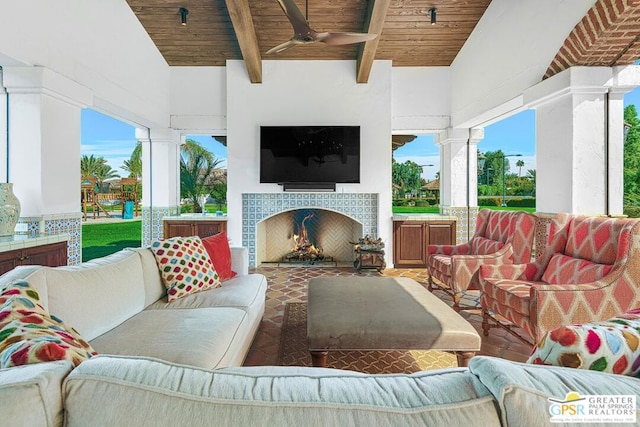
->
[[0, 281, 97, 368], [541, 253, 613, 284], [201, 232, 236, 282], [151, 236, 221, 301], [528, 309, 640, 376]]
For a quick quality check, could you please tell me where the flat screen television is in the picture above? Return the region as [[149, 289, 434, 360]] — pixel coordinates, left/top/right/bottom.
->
[[260, 126, 360, 184]]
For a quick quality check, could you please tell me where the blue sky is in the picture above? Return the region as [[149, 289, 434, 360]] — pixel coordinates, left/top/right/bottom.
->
[[82, 87, 640, 179]]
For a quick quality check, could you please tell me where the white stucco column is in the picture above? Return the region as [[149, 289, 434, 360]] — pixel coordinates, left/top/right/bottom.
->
[[436, 127, 484, 243], [0, 70, 6, 183], [2, 66, 91, 265], [136, 127, 181, 246], [530, 67, 623, 215]]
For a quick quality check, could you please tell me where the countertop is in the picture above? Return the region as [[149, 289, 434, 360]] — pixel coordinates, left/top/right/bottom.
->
[[163, 214, 228, 221], [0, 234, 70, 253], [391, 214, 458, 221]]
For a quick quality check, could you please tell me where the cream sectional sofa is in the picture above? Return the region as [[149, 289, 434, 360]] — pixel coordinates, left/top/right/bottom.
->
[[1, 248, 639, 426], [0, 246, 267, 370]]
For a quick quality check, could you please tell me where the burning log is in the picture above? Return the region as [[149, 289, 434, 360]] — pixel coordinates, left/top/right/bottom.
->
[[285, 213, 324, 262]]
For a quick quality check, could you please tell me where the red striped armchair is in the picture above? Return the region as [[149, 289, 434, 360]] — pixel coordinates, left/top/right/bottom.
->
[[479, 213, 640, 345], [427, 209, 536, 311]]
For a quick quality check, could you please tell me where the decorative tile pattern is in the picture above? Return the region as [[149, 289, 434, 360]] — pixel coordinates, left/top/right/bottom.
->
[[242, 193, 378, 267], [141, 206, 180, 247], [441, 206, 477, 244], [43, 215, 82, 266]]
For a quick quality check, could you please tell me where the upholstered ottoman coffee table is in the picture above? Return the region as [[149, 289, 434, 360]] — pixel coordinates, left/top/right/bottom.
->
[[307, 276, 481, 368]]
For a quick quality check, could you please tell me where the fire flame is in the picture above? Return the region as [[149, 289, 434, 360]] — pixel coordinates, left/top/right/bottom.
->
[[289, 214, 323, 259]]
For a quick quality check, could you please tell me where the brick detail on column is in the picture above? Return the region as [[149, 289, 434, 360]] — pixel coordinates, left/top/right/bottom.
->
[[544, 0, 640, 79]]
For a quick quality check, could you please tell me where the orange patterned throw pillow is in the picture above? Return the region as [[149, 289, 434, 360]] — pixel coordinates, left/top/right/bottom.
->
[[0, 281, 97, 368], [151, 236, 221, 301]]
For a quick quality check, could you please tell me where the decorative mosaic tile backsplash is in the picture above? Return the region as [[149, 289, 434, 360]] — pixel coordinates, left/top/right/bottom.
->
[[142, 206, 180, 247], [242, 193, 379, 267], [17, 213, 82, 265], [441, 206, 477, 244]]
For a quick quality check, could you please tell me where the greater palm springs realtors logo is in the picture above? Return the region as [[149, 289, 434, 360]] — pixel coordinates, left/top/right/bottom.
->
[[549, 392, 636, 423]]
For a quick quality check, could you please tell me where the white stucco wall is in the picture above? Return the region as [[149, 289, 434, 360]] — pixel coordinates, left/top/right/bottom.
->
[[450, 0, 595, 128], [0, 1, 170, 128], [170, 67, 227, 132], [391, 67, 450, 132], [225, 60, 393, 259]]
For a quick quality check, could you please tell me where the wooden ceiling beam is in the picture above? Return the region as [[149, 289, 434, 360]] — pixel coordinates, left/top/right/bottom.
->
[[356, 0, 391, 84], [225, 0, 262, 83]]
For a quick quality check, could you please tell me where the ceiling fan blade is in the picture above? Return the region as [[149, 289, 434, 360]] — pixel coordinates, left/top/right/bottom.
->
[[266, 39, 301, 55], [318, 32, 378, 46], [276, 0, 313, 36]]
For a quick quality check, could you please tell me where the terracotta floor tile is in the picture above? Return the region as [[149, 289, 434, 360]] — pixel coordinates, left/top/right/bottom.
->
[[244, 267, 533, 368]]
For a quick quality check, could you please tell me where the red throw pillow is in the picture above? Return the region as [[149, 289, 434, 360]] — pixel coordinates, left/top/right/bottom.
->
[[201, 232, 237, 281]]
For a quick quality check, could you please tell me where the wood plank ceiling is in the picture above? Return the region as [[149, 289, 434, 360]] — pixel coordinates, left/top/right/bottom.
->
[[126, 0, 492, 83]]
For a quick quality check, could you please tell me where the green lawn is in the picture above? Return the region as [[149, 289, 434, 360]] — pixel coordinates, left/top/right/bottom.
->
[[82, 221, 142, 262], [392, 206, 536, 214]]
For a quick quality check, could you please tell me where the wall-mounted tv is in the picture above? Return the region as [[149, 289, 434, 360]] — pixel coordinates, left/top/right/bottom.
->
[[260, 126, 360, 184]]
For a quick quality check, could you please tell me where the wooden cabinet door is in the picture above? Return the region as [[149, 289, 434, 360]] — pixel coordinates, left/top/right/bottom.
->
[[427, 222, 456, 246], [195, 221, 226, 238], [393, 222, 428, 267], [0, 250, 19, 276], [164, 222, 195, 239], [23, 242, 68, 268]]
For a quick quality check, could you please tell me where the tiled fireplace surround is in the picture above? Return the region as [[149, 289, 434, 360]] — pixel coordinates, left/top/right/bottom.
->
[[242, 193, 379, 267]]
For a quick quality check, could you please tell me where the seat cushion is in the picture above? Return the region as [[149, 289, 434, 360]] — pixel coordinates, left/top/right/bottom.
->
[[428, 254, 452, 277], [478, 278, 533, 317], [88, 307, 247, 369], [146, 273, 266, 311]]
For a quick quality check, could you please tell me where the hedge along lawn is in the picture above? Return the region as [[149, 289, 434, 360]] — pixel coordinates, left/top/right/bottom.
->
[[82, 220, 142, 262], [392, 206, 536, 214]]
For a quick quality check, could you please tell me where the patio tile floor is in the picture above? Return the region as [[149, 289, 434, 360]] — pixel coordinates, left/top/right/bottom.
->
[[243, 266, 533, 368]]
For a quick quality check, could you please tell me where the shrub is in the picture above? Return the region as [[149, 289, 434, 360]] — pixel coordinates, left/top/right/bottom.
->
[[624, 205, 640, 218], [507, 198, 536, 208], [478, 197, 502, 207], [415, 199, 431, 207]]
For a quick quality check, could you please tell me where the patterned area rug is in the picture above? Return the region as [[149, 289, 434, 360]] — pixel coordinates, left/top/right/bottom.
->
[[277, 302, 457, 374]]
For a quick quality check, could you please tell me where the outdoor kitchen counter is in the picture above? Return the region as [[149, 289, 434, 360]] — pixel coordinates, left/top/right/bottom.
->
[[392, 215, 457, 268]]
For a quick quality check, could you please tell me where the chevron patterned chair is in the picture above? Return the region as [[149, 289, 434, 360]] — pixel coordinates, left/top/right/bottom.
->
[[427, 209, 536, 311], [478, 213, 640, 345]]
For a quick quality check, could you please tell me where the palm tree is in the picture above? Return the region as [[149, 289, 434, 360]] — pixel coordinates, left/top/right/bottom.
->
[[180, 139, 223, 212], [121, 141, 142, 179], [81, 155, 120, 191], [516, 159, 525, 176]]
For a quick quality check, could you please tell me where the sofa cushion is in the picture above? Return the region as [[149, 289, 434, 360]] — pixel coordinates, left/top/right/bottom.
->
[[89, 307, 247, 369], [151, 236, 221, 301], [469, 356, 640, 427], [202, 232, 237, 281], [42, 249, 146, 341], [541, 253, 613, 285], [130, 248, 167, 307], [0, 360, 73, 427], [471, 236, 505, 255], [0, 281, 96, 368], [527, 309, 640, 376], [64, 355, 501, 427], [146, 273, 267, 311]]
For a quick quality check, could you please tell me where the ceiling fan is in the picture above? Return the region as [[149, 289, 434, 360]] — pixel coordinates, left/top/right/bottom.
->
[[266, 0, 377, 55]]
